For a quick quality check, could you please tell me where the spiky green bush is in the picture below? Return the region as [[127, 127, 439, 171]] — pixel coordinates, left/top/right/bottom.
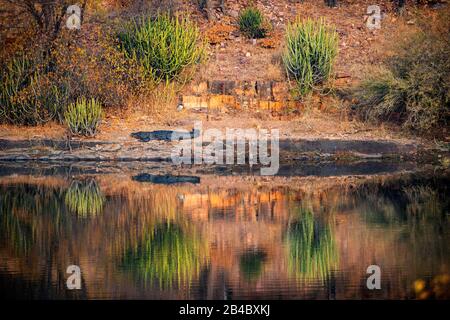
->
[[118, 14, 206, 84], [0, 56, 32, 124], [64, 179, 105, 218], [0, 56, 65, 125], [238, 7, 267, 39], [64, 97, 103, 136], [283, 18, 338, 97]]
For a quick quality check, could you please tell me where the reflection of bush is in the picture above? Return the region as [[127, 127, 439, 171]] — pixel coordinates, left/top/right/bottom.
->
[[402, 186, 441, 219], [240, 249, 267, 282], [64, 179, 105, 218], [356, 181, 447, 227], [121, 223, 208, 289], [0, 184, 68, 254], [0, 187, 34, 254], [285, 208, 338, 282], [358, 192, 402, 226]]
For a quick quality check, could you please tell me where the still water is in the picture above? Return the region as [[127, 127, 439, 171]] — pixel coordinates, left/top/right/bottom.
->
[[0, 166, 449, 299]]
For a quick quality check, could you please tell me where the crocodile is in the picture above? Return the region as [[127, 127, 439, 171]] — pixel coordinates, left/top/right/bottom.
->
[[131, 128, 200, 142]]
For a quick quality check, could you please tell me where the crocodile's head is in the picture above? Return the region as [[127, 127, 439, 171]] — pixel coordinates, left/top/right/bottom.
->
[[131, 132, 150, 142]]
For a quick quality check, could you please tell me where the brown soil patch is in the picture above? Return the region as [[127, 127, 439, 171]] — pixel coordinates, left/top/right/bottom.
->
[[196, 0, 429, 82]]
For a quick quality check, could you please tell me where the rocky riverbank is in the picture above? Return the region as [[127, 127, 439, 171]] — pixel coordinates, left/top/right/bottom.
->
[[0, 135, 428, 164]]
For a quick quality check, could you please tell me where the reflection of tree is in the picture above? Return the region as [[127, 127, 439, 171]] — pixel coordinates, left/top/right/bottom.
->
[[239, 249, 267, 282], [0, 183, 89, 298], [0, 180, 199, 297], [356, 182, 448, 229], [285, 208, 338, 282], [121, 222, 209, 289], [64, 179, 105, 218], [0, 184, 69, 255], [358, 193, 402, 225], [354, 179, 449, 281], [402, 186, 443, 221]]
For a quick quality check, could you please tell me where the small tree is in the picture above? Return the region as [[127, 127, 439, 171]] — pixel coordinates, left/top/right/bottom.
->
[[0, 0, 87, 45]]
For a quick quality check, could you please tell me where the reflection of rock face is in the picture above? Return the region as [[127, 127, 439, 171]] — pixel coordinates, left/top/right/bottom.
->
[[0, 171, 449, 299]]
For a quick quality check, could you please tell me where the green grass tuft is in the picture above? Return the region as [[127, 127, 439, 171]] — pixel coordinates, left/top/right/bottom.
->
[[238, 7, 267, 39]]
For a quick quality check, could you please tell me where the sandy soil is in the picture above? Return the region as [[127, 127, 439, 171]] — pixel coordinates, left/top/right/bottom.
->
[[195, 0, 424, 82], [0, 108, 420, 146]]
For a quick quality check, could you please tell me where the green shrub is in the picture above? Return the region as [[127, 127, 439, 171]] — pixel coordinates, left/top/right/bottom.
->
[[0, 55, 65, 125], [354, 16, 450, 134], [238, 7, 267, 39], [0, 56, 33, 124], [64, 97, 103, 136], [283, 18, 338, 97], [355, 68, 408, 121], [118, 14, 206, 84]]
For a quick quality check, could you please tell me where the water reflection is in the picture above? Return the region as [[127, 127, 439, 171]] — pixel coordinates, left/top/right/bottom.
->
[[0, 184, 69, 255], [0, 170, 448, 299], [356, 183, 446, 226], [121, 222, 209, 289], [239, 249, 267, 282], [133, 174, 201, 185], [65, 179, 105, 218], [285, 208, 338, 282]]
